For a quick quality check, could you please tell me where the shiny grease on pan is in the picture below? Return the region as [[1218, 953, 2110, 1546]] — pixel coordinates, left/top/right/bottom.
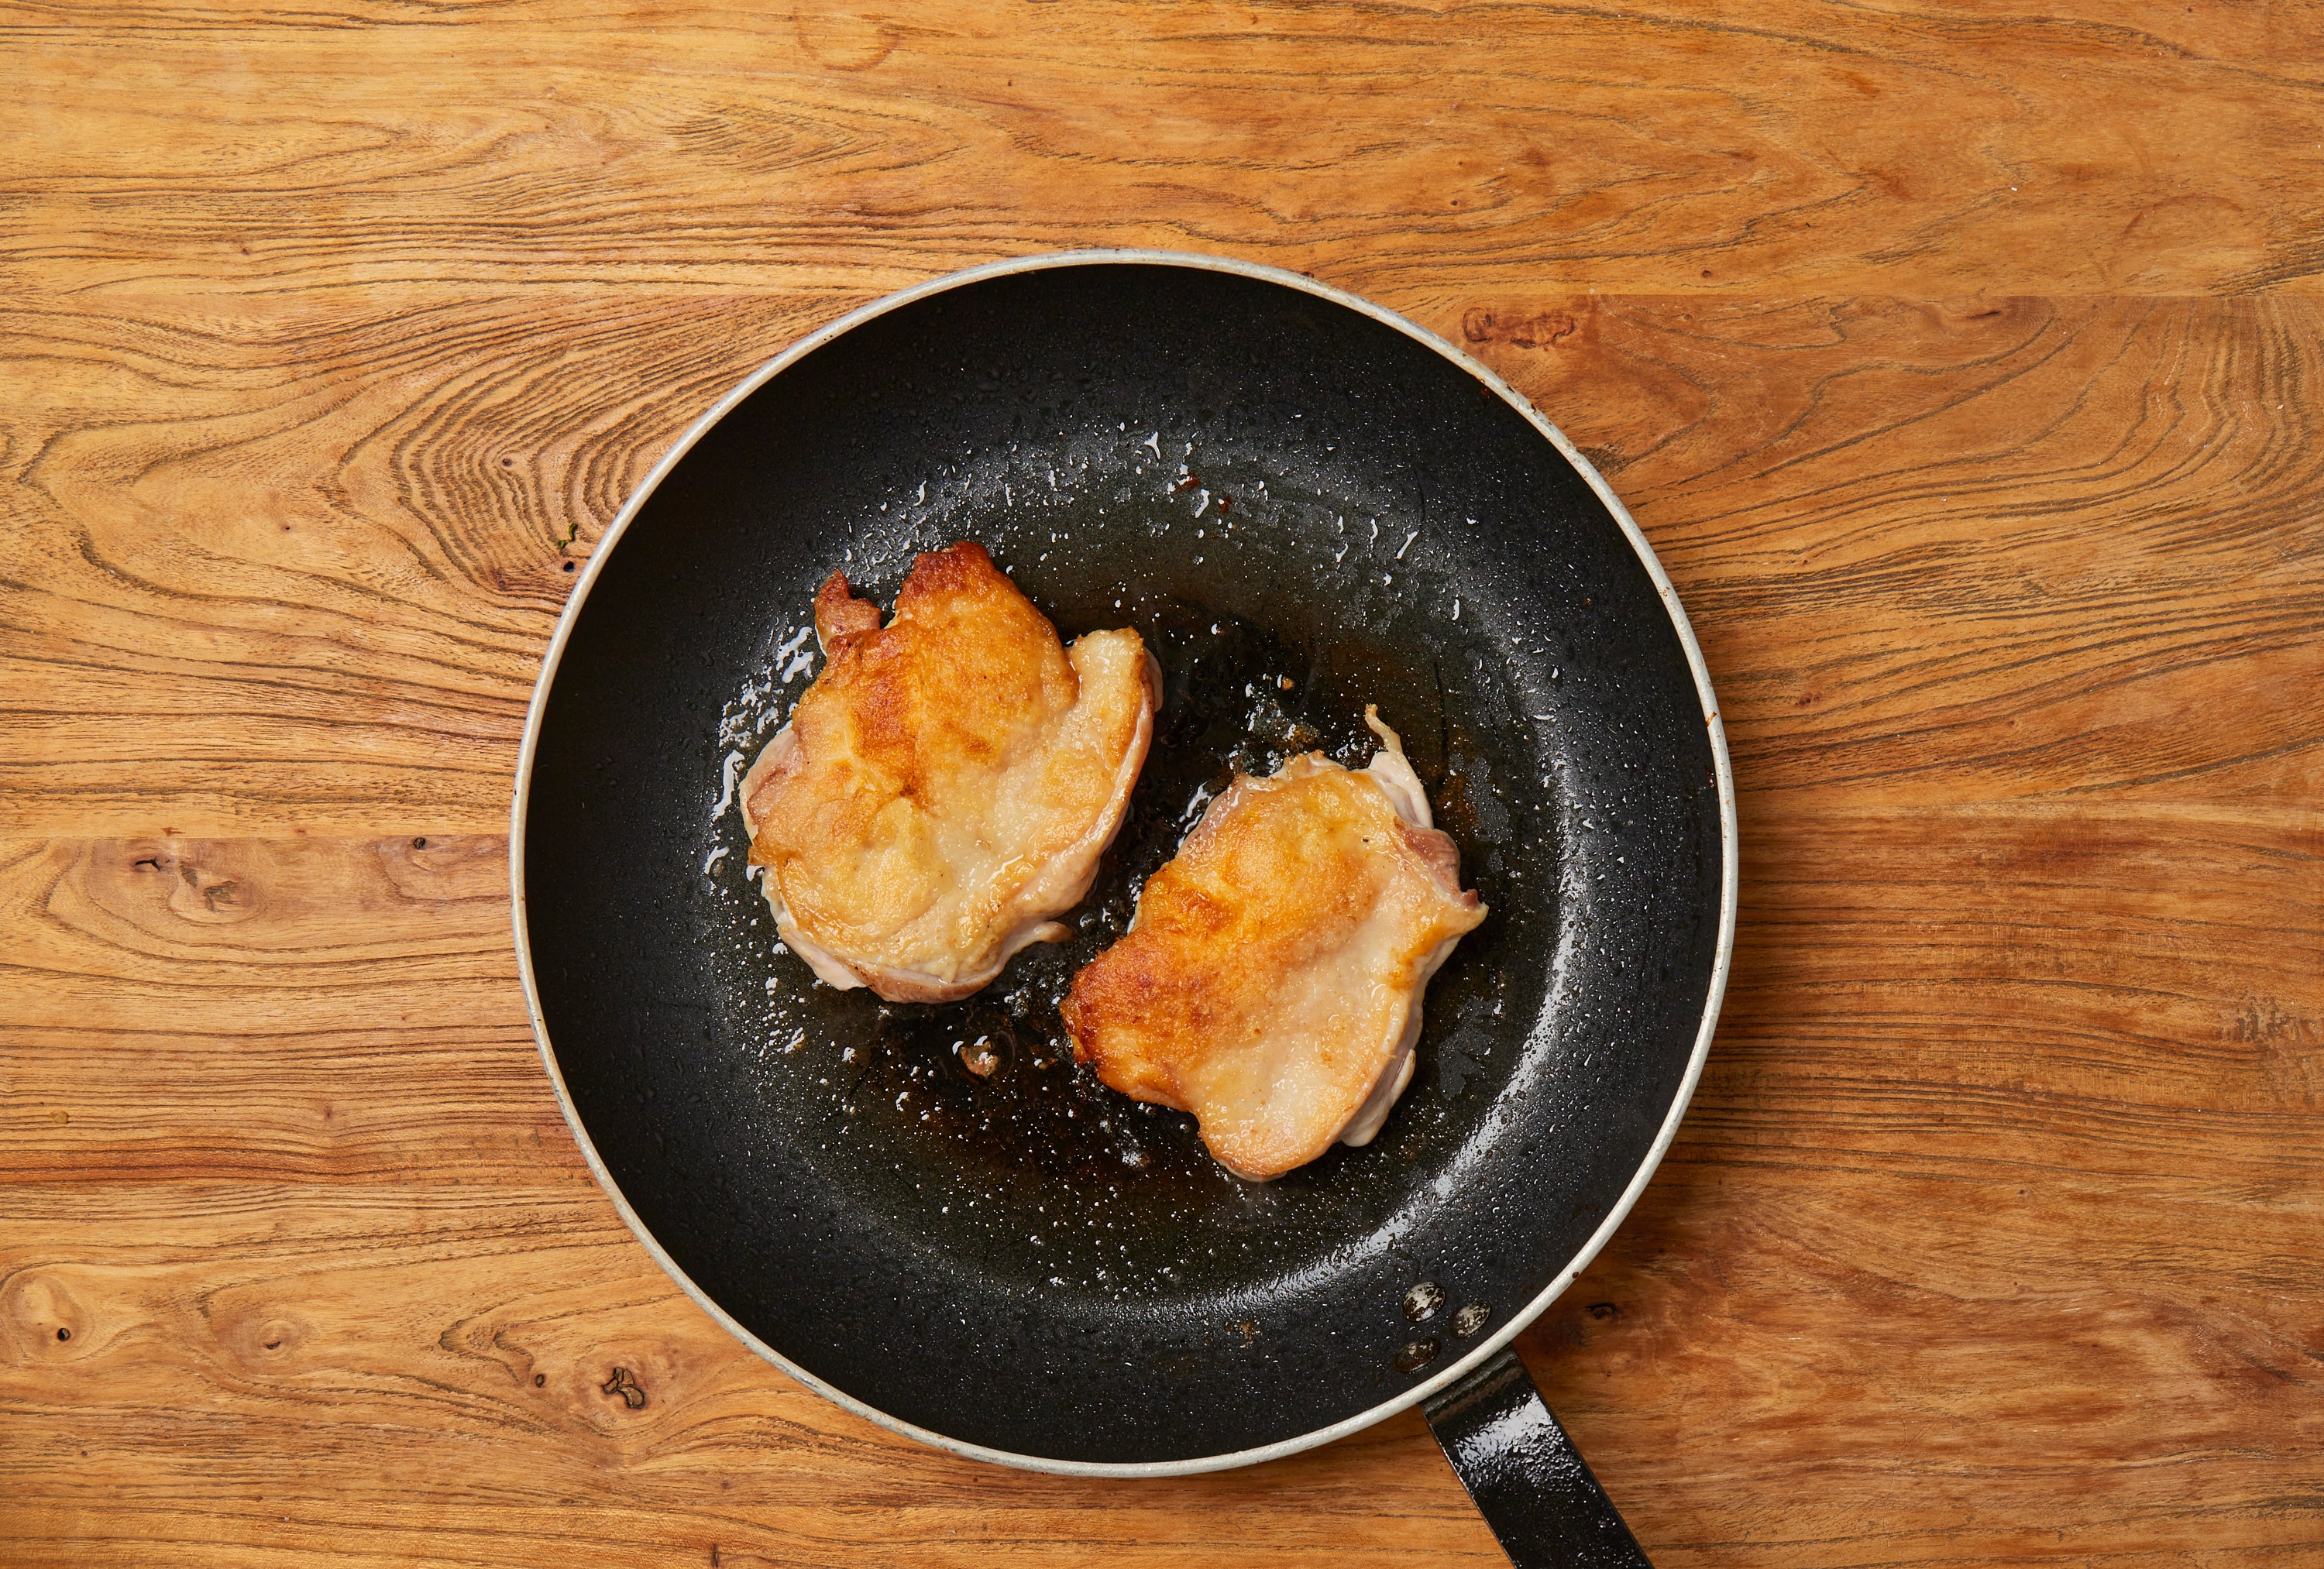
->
[[697, 438, 1549, 1305]]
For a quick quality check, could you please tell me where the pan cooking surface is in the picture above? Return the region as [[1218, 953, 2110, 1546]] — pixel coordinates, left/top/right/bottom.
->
[[521, 259, 1725, 1468]]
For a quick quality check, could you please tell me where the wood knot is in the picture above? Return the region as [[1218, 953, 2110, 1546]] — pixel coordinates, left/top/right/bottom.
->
[[601, 1366, 647, 1409], [1460, 307, 1577, 349], [160, 850, 260, 925]]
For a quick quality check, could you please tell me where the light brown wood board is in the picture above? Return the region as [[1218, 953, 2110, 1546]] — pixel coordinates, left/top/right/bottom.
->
[[2, 2, 2319, 1564]]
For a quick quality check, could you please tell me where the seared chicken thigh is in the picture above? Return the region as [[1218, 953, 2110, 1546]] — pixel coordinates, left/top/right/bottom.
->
[[740, 542, 1159, 1003], [1063, 709, 1486, 1179]]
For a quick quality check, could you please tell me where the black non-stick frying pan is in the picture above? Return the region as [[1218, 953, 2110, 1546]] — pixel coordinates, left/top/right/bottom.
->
[[515, 252, 1734, 1565]]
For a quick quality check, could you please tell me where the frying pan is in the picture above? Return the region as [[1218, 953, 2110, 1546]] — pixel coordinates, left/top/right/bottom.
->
[[514, 252, 1735, 1565]]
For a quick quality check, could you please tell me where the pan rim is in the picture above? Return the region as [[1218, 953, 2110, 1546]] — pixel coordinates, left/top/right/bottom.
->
[[510, 248, 1737, 1478]]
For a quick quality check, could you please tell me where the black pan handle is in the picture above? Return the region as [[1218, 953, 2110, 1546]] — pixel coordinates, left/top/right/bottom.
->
[[1422, 1347, 1653, 1569]]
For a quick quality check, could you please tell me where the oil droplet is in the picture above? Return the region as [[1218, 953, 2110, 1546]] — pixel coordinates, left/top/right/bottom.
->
[[1394, 1338, 1441, 1374]]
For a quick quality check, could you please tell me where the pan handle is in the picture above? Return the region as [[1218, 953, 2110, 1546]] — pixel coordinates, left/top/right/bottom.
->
[[1422, 1346, 1653, 1569]]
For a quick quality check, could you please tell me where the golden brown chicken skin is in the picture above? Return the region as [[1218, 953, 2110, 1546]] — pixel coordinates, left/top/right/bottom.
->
[[740, 541, 1158, 1004], [1063, 709, 1486, 1180]]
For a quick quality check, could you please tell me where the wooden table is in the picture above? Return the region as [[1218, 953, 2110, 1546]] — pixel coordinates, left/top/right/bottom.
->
[[5, 2, 2319, 1563]]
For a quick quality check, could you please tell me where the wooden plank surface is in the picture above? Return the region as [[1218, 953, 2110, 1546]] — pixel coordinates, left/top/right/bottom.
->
[[2, 0, 2319, 1564]]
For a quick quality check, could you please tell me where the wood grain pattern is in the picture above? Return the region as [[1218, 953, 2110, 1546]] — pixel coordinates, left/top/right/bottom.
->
[[3, 0, 2319, 1563], [7, 0, 2324, 298]]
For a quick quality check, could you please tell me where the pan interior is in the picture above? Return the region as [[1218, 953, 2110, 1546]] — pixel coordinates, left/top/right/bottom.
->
[[523, 263, 1722, 1465]]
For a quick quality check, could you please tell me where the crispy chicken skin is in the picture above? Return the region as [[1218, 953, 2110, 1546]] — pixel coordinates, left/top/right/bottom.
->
[[739, 541, 1159, 1003], [1063, 709, 1486, 1180]]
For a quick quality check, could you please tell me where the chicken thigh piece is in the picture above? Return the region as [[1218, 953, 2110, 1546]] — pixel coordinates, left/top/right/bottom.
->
[[1063, 709, 1487, 1180], [739, 541, 1159, 1004]]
